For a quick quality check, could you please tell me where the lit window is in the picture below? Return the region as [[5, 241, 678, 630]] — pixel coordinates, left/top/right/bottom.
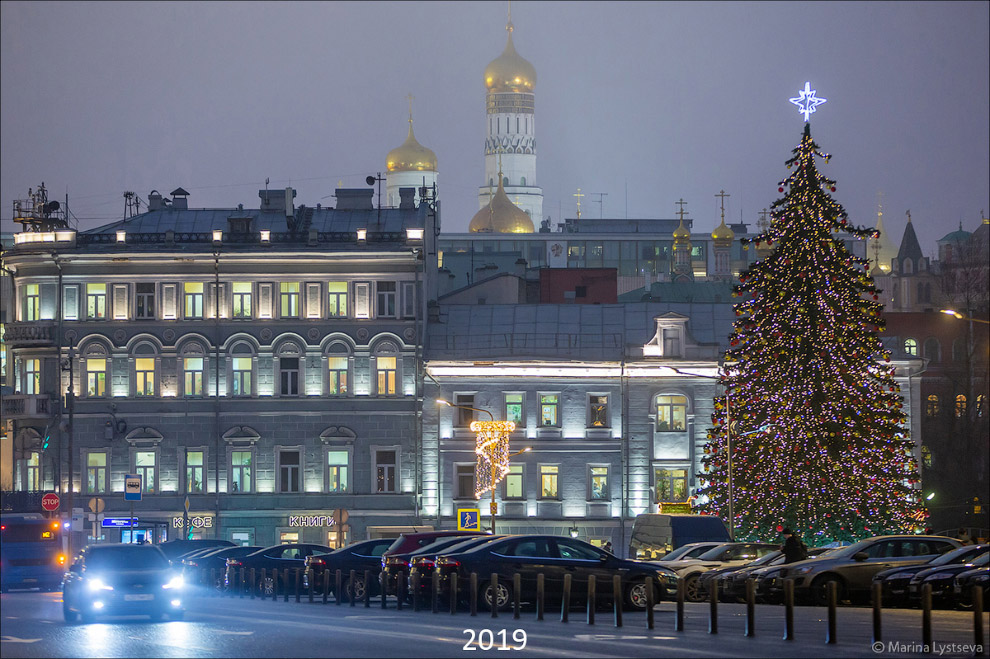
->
[[135, 358, 155, 396], [14, 451, 40, 491], [87, 283, 107, 319], [505, 393, 523, 425], [230, 450, 252, 493], [86, 358, 107, 397], [184, 282, 204, 319], [977, 395, 985, 418], [920, 446, 933, 469], [23, 358, 40, 394], [86, 452, 107, 494], [376, 356, 397, 396], [183, 358, 204, 397], [328, 356, 348, 395], [655, 395, 687, 431], [24, 284, 40, 321], [539, 465, 559, 499], [135, 451, 156, 494], [186, 450, 204, 494], [926, 394, 940, 417], [539, 394, 559, 427], [327, 282, 348, 317], [327, 450, 349, 493], [232, 282, 252, 318], [504, 465, 524, 499], [232, 357, 252, 396], [590, 466, 609, 500], [655, 467, 688, 502], [955, 394, 967, 418], [589, 395, 609, 427], [904, 338, 918, 357], [280, 283, 300, 318]]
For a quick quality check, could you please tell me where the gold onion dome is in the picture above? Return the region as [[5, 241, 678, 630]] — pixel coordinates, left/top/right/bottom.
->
[[673, 218, 691, 241], [469, 176, 535, 233], [386, 121, 437, 173], [484, 24, 536, 93], [711, 218, 735, 246]]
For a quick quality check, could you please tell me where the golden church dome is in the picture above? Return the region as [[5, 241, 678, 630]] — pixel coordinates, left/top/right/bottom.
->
[[711, 218, 735, 245], [386, 121, 437, 173], [469, 176, 535, 233], [484, 27, 536, 93], [673, 218, 691, 241]]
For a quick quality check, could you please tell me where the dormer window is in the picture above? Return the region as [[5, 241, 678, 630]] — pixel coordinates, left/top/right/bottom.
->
[[228, 217, 252, 234], [644, 313, 690, 358]]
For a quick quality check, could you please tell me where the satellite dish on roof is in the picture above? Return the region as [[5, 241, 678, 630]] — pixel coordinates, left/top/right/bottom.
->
[[366, 176, 376, 186], [44, 200, 60, 214]]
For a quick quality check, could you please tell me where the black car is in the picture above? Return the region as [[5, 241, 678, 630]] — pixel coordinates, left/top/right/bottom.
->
[[406, 535, 505, 598], [383, 535, 500, 597], [434, 534, 677, 611], [302, 538, 395, 601], [227, 543, 333, 597], [380, 532, 489, 595], [952, 564, 989, 609], [711, 547, 832, 603], [908, 551, 989, 607], [873, 544, 988, 607], [62, 544, 185, 623], [184, 545, 263, 590], [158, 538, 235, 563]]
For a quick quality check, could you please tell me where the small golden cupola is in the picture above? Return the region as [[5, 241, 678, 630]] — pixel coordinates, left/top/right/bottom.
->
[[386, 117, 437, 173], [672, 218, 691, 245], [711, 217, 735, 248], [469, 171, 535, 233]]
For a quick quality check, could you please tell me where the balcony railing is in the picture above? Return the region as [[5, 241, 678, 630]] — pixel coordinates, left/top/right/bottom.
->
[[1, 394, 53, 419], [3, 321, 56, 348]]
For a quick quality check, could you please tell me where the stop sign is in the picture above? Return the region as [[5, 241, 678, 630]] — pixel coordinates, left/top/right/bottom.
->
[[41, 492, 60, 512]]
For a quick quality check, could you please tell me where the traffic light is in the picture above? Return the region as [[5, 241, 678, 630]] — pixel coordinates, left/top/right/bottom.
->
[[42, 432, 51, 452], [187, 527, 194, 540]]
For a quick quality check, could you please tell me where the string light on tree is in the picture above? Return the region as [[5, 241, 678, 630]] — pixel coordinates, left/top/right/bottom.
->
[[697, 87, 923, 544]]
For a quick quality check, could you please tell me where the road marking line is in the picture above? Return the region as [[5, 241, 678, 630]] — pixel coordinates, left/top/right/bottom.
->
[[1, 636, 42, 643]]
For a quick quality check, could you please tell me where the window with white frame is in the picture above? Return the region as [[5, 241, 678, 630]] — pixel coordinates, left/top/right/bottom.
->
[[539, 394, 560, 427], [183, 357, 205, 397], [354, 282, 371, 318], [326, 450, 349, 493], [654, 467, 688, 502], [376, 282, 396, 317], [185, 449, 205, 494], [454, 464, 476, 499], [278, 449, 301, 493], [135, 358, 155, 396], [14, 451, 40, 491], [135, 283, 156, 319], [375, 356, 397, 396], [588, 395, 609, 427], [86, 283, 107, 319], [184, 282, 204, 319], [134, 450, 156, 494], [504, 393, 524, 425], [327, 355, 349, 395], [280, 282, 300, 318], [655, 394, 687, 431], [231, 357, 253, 396], [374, 449, 397, 493], [85, 451, 108, 494], [904, 338, 918, 357], [327, 282, 348, 317], [22, 358, 40, 394], [503, 464, 524, 499], [589, 465, 609, 500], [230, 450, 253, 493], [232, 282, 252, 318], [24, 284, 40, 321], [539, 465, 559, 499], [86, 358, 107, 397]]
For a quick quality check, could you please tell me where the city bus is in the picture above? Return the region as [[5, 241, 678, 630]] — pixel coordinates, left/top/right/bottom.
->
[[0, 513, 67, 592]]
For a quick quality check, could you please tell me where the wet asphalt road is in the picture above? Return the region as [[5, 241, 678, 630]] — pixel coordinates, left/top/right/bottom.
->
[[1, 589, 987, 658]]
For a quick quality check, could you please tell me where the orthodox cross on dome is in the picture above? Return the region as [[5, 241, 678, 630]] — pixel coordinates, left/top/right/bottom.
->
[[506, 0, 513, 33], [715, 189, 730, 223], [406, 93, 414, 124], [574, 188, 584, 219], [675, 197, 689, 223], [789, 81, 827, 121]]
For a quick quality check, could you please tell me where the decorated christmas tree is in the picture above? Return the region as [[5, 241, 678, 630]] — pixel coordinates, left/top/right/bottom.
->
[[697, 102, 923, 544]]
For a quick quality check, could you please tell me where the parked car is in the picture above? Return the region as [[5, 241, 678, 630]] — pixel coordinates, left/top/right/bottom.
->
[[907, 551, 989, 607], [302, 538, 395, 601], [629, 514, 731, 560], [406, 535, 506, 597], [434, 534, 678, 611], [655, 542, 779, 602], [873, 544, 988, 607], [952, 564, 990, 609], [62, 543, 185, 623], [227, 543, 333, 597], [380, 531, 489, 594], [774, 535, 961, 605], [184, 545, 263, 590], [655, 542, 726, 562], [712, 547, 832, 602], [158, 538, 235, 563]]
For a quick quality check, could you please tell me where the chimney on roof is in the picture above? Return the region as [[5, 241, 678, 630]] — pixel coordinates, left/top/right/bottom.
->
[[148, 190, 163, 211], [398, 187, 416, 209], [170, 187, 189, 210], [334, 188, 374, 210]]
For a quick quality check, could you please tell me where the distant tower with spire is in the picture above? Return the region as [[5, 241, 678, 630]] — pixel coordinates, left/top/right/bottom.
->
[[711, 190, 735, 280], [386, 94, 438, 208], [672, 198, 694, 282], [478, 2, 543, 225]]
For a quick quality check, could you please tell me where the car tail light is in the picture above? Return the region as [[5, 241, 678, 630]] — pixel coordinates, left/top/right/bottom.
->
[[308, 557, 326, 566], [187, 561, 199, 568], [226, 560, 243, 567], [436, 557, 460, 568], [414, 558, 435, 569]]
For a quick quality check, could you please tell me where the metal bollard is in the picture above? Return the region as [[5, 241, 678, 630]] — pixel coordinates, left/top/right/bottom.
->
[[259, 568, 266, 600], [450, 572, 459, 615], [973, 585, 984, 650], [335, 569, 342, 605], [432, 571, 440, 614], [295, 568, 301, 603], [412, 571, 421, 612], [491, 573, 499, 619], [826, 580, 837, 644], [469, 572, 478, 617], [250, 567, 256, 600], [587, 574, 596, 625], [536, 573, 545, 621], [921, 583, 932, 651], [872, 582, 882, 644], [240, 567, 246, 598], [709, 579, 718, 634], [783, 579, 795, 641], [364, 570, 371, 608], [613, 574, 623, 628], [272, 569, 279, 602], [349, 569, 357, 608], [308, 569, 314, 603], [513, 573, 521, 620], [283, 568, 290, 602], [675, 576, 684, 632], [745, 579, 756, 637], [560, 573, 571, 623], [323, 569, 330, 605], [397, 571, 405, 611], [381, 571, 388, 609], [645, 577, 655, 630]]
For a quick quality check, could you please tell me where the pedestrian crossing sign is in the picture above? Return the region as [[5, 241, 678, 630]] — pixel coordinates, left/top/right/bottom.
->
[[457, 508, 481, 531]]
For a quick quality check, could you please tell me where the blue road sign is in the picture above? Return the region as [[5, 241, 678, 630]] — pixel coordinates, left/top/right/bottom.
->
[[124, 474, 142, 501], [102, 517, 139, 528]]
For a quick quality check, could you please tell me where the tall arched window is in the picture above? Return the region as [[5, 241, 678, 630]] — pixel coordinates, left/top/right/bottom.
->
[[83, 343, 110, 398], [132, 342, 158, 397], [326, 342, 351, 396], [230, 341, 256, 397], [955, 394, 967, 418], [903, 338, 918, 357], [926, 394, 940, 417], [276, 342, 302, 397], [373, 340, 400, 396]]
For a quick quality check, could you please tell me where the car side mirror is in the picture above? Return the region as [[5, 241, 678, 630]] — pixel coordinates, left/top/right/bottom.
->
[[853, 552, 869, 562], [69, 563, 81, 574], [599, 554, 609, 562]]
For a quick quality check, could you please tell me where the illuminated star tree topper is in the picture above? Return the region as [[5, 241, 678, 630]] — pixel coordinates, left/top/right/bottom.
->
[[789, 81, 827, 121]]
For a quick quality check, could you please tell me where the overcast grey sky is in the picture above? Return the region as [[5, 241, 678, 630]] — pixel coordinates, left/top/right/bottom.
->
[[2, 1, 988, 255]]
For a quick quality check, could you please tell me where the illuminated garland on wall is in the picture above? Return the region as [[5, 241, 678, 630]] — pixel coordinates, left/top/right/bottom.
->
[[697, 124, 923, 544]]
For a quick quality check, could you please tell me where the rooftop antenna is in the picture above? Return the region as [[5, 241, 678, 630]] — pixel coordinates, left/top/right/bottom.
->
[[591, 192, 608, 219], [366, 172, 385, 229]]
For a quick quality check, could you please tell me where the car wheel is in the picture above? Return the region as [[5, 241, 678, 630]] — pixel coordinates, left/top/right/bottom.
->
[[481, 579, 511, 612], [811, 575, 845, 606], [260, 576, 276, 598], [684, 574, 706, 603], [625, 579, 658, 610], [62, 599, 79, 623], [345, 575, 367, 602]]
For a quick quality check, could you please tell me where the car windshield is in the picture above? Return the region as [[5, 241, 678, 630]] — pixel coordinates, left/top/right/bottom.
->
[[659, 544, 710, 561], [930, 546, 987, 566], [696, 544, 739, 561], [748, 550, 783, 566], [971, 553, 989, 566], [87, 547, 168, 570]]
